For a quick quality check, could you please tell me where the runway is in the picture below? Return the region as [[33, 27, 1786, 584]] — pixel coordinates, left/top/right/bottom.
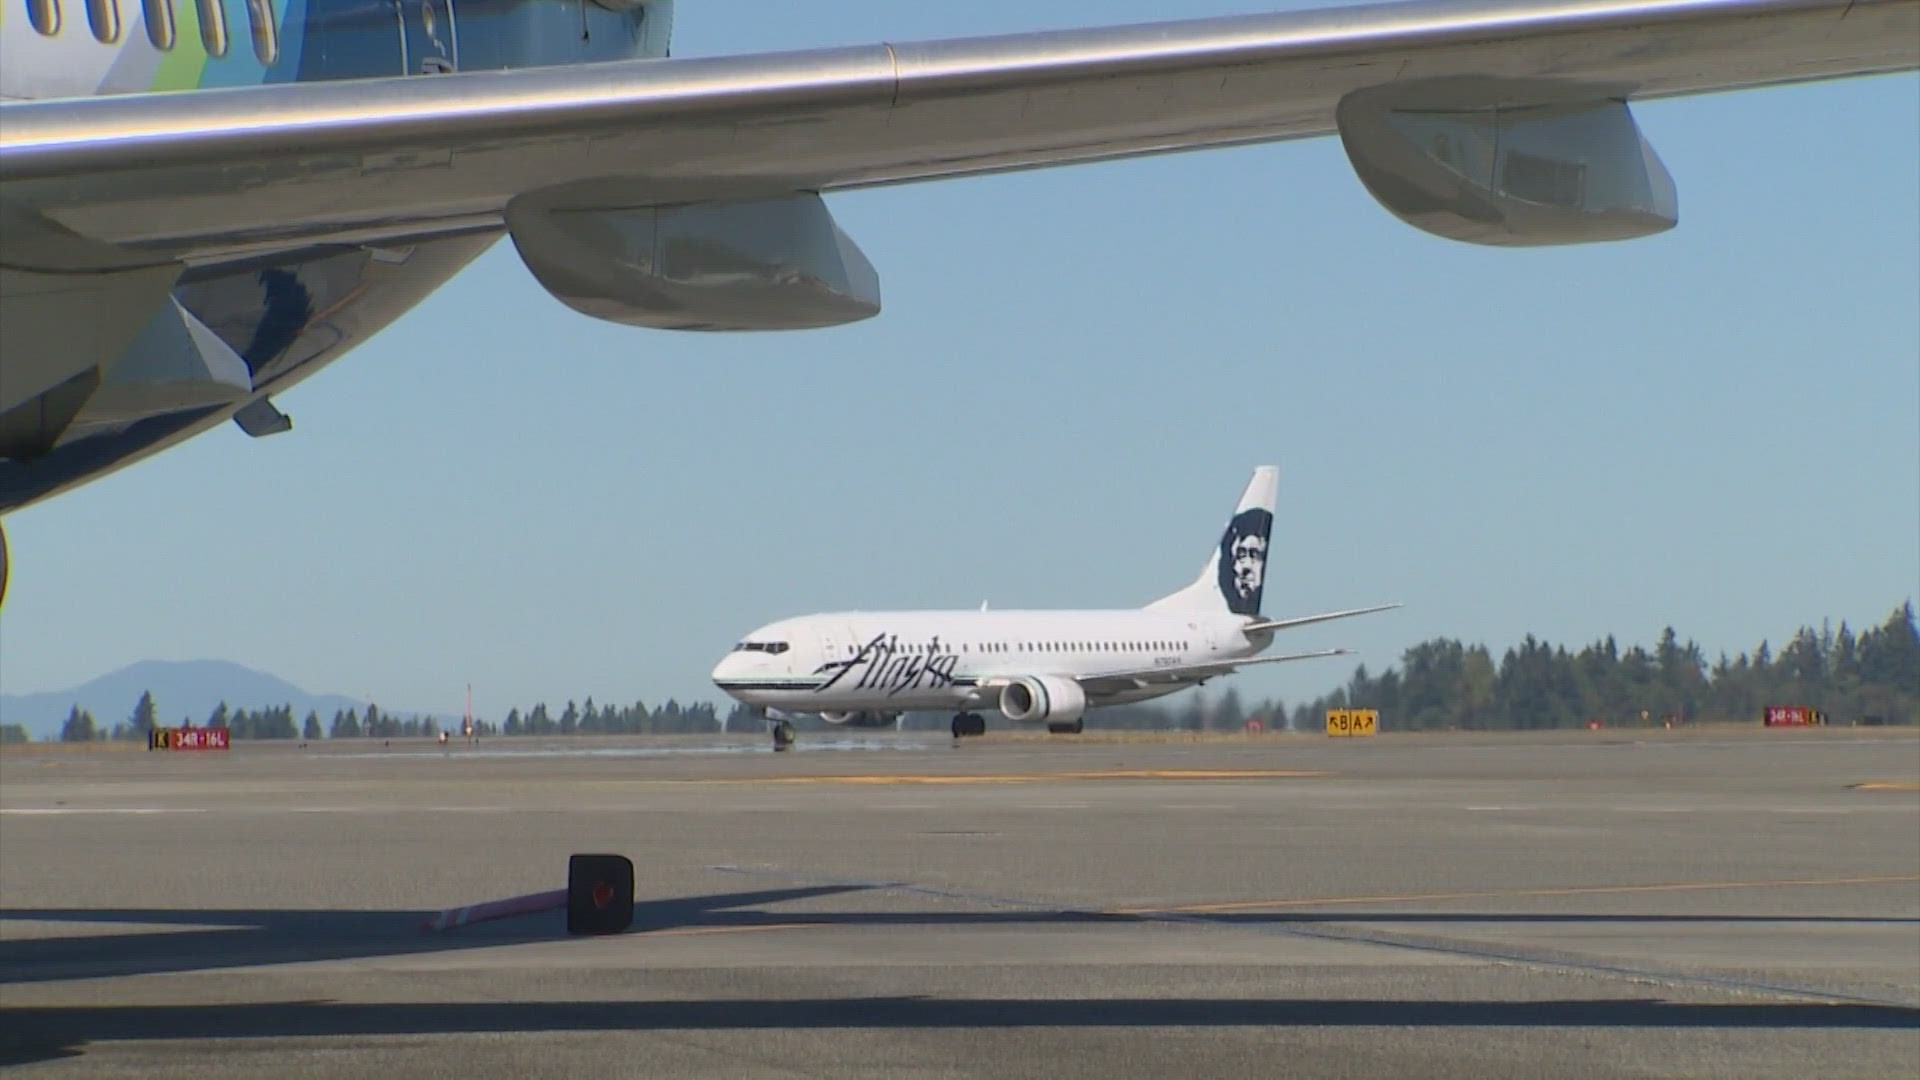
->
[[3, 729, 1916, 1078]]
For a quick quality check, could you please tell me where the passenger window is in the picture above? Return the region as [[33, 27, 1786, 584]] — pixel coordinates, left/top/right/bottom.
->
[[196, 0, 227, 56], [85, 0, 118, 41], [246, 0, 277, 64], [27, 0, 60, 35], [142, 0, 172, 48]]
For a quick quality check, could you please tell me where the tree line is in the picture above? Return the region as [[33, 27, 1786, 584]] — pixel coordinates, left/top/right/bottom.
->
[[1282, 601, 1920, 731], [52, 691, 733, 742], [43, 601, 1918, 742], [56, 692, 456, 743]]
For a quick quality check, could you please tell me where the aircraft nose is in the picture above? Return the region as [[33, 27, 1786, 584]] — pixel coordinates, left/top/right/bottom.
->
[[710, 653, 739, 685]]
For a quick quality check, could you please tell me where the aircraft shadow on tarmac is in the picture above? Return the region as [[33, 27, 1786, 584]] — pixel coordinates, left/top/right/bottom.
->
[[3, 887, 1917, 986], [1, 997, 1916, 1068], [3, 887, 1918, 1067]]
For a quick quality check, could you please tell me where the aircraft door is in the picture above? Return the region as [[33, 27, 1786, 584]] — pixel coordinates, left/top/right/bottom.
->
[[817, 629, 838, 677], [401, 0, 458, 73]]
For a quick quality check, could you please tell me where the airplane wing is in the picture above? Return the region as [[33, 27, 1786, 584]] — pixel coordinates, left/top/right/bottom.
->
[[1070, 648, 1356, 699], [3, 0, 1914, 513], [5, 0, 1916, 274]]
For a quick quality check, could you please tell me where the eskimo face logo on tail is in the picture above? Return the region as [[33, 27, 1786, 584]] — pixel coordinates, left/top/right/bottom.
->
[[1215, 507, 1272, 616], [814, 633, 961, 696]]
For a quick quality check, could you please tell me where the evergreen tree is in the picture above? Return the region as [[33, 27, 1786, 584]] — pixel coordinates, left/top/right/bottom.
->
[[1210, 688, 1246, 731], [59, 705, 96, 743], [1179, 696, 1207, 732], [130, 690, 158, 736], [207, 702, 229, 730], [303, 711, 323, 741]]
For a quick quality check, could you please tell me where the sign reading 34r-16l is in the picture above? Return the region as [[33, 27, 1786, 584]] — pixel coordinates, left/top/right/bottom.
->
[[1325, 709, 1379, 737]]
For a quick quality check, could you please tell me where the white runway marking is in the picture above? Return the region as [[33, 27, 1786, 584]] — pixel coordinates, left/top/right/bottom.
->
[[1, 805, 509, 816], [0, 807, 205, 816]]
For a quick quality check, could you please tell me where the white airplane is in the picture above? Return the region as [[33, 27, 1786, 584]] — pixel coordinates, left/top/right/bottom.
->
[[711, 466, 1398, 742], [0, 0, 1915, 594]]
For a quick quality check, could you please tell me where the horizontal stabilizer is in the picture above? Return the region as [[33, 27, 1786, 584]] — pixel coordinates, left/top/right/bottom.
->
[[1243, 603, 1402, 634]]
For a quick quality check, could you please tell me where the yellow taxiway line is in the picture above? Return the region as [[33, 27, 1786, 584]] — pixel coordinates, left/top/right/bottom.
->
[[705, 769, 1329, 786], [1112, 874, 1920, 916]]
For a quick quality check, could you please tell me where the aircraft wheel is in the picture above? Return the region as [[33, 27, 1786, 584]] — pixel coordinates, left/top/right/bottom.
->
[[772, 719, 796, 751], [967, 714, 987, 737], [951, 714, 968, 739], [1046, 719, 1083, 735]]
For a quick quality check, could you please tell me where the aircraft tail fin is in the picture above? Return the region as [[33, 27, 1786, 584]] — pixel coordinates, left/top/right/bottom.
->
[[1146, 466, 1277, 618]]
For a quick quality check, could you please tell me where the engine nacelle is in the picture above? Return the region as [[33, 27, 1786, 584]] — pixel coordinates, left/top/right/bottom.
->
[[997, 676, 1088, 726], [819, 710, 897, 728], [1336, 79, 1677, 247], [506, 192, 881, 331]]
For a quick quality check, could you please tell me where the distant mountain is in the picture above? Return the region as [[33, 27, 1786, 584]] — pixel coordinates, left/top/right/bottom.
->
[[0, 660, 427, 740]]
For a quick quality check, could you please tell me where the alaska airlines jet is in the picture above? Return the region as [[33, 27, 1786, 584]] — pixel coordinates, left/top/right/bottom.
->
[[0, 1, 1914, 570], [711, 467, 1397, 742]]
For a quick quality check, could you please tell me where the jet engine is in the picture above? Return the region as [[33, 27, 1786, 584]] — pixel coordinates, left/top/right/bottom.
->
[[997, 676, 1087, 726], [1336, 78, 1678, 247], [506, 192, 880, 331], [819, 710, 898, 728]]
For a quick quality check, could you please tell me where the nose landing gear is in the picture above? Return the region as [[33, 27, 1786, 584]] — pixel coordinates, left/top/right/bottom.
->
[[770, 718, 796, 751]]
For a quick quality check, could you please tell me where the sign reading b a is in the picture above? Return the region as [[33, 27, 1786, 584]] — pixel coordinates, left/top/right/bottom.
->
[[1325, 709, 1379, 737]]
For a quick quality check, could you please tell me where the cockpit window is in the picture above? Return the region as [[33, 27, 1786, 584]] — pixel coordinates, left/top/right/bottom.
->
[[732, 641, 790, 655]]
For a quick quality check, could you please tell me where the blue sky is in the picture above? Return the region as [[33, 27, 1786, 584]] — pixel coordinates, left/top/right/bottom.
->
[[1, 1, 1915, 721]]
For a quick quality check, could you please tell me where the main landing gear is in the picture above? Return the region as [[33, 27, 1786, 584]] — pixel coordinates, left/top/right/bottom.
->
[[950, 713, 987, 739], [1047, 719, 1084, 735]]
